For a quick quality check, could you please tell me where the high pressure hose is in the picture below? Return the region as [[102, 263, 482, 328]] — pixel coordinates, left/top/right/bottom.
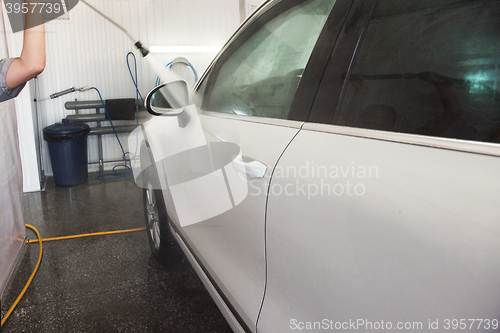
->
[[94, 52, 143, 181], [79, 0, 147, 173], [155, 60, 199, 87], [0, 225, 146, 328], [48, 53, 145, 180], [0, 225, 42, 328], [91, 86, 134, 181], [80, 0, 149, 57]]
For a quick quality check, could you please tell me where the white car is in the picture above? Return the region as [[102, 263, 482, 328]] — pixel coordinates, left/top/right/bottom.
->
[[131, 0, 500, 331]]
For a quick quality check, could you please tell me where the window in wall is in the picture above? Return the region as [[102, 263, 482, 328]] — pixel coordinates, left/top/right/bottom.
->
[[336, 0, 500, 144]]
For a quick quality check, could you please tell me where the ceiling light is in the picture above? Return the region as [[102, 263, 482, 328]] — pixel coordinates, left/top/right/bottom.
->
[[149, 46, 222, 53]]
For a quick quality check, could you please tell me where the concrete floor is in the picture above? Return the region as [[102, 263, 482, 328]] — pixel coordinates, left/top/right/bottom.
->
[[1, 175, 232, 333]]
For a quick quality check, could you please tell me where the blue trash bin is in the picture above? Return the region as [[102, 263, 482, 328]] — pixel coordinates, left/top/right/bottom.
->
[[43, 119, 91, 186]]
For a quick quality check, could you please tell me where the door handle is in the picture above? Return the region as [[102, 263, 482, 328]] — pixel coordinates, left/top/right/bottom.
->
[[232, 155, 267, 178]]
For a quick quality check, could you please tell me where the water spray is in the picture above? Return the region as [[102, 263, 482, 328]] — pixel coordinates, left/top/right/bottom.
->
[[80, 0, 149, 57]]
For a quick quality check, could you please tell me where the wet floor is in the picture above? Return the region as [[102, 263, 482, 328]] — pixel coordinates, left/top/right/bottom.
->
[[0, 175, 232, 333]]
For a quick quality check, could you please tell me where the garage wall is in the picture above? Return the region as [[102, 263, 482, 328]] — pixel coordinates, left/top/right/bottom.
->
[[34, 0, 241, 176], [245, 0, 266, 17]]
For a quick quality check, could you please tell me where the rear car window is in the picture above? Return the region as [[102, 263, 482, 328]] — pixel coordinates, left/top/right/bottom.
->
[[336, 0, 500, 144]]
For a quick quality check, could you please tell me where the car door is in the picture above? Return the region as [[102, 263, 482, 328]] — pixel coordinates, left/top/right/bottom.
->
[[259, 0, 500, 332], [144, 0, 349, 331]]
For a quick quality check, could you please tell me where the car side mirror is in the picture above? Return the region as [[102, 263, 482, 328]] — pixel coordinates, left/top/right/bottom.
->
[[145, 80, 190, 116]]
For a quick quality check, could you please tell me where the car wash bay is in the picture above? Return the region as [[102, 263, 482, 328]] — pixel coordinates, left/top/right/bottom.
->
[[0, 176, 233, 332], [0, 0, 264, 331]]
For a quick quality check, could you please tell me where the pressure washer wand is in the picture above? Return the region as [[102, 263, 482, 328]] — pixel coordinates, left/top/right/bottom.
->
[[50, 87, 75, 99], [50, 86, 92, 99], [80, 0, 149, 57]]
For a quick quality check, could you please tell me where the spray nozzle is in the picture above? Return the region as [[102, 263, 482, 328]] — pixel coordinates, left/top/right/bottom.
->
[[50, 86, 92, 99], [135, 41, 150, 58]]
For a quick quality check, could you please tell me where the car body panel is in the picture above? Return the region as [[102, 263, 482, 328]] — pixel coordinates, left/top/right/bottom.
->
[[258, 126, 500, 332], [138, 106, 302, 331], [134, 0, 500, 331], [167, 0, 342, 329], [135, 1, 347, 330], [174, 113, 302, 329], [170, 225, 247, 333]]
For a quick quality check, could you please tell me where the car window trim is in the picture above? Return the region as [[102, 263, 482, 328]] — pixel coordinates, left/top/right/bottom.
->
[[286, 0, 355, 121], [192, 0, 278, 94], [310, 0, 500, 150], [302, 122, 500, 158], [307, 0, 377, 124], [201, 110, 304, 129], [200, 0, 318, 112]]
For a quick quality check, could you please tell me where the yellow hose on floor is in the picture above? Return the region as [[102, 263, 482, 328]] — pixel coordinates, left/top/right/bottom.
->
[[27, 227, 147, 244], [1, 224, 42, 327], [0, 225, 146, 327]]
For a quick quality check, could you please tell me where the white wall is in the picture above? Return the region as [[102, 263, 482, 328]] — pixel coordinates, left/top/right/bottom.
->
[[35, 0, 241, 176], [246, 0, 266, 17]]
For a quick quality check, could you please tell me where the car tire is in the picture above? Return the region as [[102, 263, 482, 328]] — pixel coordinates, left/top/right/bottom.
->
[[143, 167, 170, 259]]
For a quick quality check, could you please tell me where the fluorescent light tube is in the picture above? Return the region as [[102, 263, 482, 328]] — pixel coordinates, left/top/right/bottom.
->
[[149, 46, 222, 53]]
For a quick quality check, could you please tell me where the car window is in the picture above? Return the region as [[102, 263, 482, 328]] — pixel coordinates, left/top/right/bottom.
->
[[196, 0, 336, 119], [335, 0, 500, 144]]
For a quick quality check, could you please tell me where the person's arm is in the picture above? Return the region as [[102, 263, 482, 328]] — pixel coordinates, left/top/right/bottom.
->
[[5, 0, 46, 90]]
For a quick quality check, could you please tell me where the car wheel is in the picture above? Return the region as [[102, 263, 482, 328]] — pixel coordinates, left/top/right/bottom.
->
[[143, 170, 170, 258]]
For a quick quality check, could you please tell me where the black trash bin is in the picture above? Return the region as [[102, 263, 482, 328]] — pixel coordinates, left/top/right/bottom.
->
[[43, 119, 91, 186]]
